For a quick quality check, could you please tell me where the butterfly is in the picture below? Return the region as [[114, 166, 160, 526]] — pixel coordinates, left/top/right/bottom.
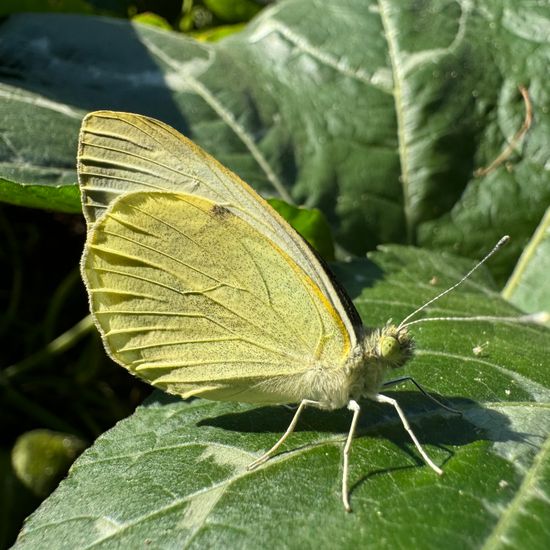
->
[[78, 111, 507, 511]]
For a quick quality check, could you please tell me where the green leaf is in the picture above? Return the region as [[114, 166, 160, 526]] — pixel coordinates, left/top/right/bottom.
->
[[202, 0, 262, 23], [502, 207, 550, 316], [0, 0, 129, 17], [1, 1, 549, 280], [11, 430, 86, 498], [0, 179, 81, 213], [0, 0, 93, 16], [13, 247, 550, 549], [267, 198, 335, 260], [190, 22, 246, 42], [130, 12, 172, 31]]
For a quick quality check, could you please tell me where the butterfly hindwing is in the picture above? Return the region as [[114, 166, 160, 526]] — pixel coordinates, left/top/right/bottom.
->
[[82, 191, 351, 404]]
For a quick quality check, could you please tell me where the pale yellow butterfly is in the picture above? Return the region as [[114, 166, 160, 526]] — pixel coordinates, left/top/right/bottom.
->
[[78, 111, 508, 511]]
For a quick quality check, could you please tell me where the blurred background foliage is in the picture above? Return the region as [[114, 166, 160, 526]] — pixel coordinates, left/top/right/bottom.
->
[[0, 0, 269, 38]]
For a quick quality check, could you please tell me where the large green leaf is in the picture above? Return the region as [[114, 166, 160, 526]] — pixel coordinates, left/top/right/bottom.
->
[[13, 247, 550, 549], [1, 1, 549, 281]]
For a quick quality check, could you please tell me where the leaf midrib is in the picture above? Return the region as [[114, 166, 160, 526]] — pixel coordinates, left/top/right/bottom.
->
[[481, 432, 550, 549], [502, 207, 550, 300], [378, 0, 412, 242]]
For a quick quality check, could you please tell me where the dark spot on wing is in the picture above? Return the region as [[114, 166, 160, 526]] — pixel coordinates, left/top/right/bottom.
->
[[212, 204, 230, 217]]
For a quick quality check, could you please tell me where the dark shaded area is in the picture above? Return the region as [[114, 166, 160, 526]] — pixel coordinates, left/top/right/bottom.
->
[[330, 257, 385, 302], [0, 203, 150, 547]]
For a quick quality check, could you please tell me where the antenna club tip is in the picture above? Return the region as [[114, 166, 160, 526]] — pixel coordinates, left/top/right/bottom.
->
[[498, 235, 511, 247]]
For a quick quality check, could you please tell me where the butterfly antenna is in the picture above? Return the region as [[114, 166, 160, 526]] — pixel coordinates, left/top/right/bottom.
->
[[398, 236, 510, 331]]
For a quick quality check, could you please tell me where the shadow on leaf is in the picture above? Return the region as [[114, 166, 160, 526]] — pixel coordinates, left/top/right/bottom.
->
[[197, 391, 524, 451]]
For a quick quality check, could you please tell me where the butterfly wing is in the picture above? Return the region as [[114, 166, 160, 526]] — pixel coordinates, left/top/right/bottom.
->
[[78, 111, 362, 345], [82, 191, 351, 405]]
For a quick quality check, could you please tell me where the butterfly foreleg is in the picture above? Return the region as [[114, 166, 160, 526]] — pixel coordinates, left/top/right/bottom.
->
[[247, 398, 320, 471]]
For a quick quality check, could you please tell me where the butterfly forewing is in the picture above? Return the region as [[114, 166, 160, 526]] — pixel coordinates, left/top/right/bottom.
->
[[78, 111, 361, 345]]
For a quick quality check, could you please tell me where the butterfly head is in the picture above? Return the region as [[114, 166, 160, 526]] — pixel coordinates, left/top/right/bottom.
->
[[374, 324, 414, 370], [347, 324, 414, 402]]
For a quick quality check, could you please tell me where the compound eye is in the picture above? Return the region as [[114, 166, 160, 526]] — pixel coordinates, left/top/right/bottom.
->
[[379, 335, 399, 360]]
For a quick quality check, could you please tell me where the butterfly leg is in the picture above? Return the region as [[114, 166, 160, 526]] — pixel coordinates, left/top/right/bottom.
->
[[383, 376, 462, 415], [373, 393, 443, 475], [342, 399, 361, 512], [247, 399, 320, 471]]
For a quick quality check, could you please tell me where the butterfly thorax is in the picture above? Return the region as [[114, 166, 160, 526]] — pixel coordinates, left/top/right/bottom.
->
[[346, 324, 414, 401], [297, 325, 414, 411]]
